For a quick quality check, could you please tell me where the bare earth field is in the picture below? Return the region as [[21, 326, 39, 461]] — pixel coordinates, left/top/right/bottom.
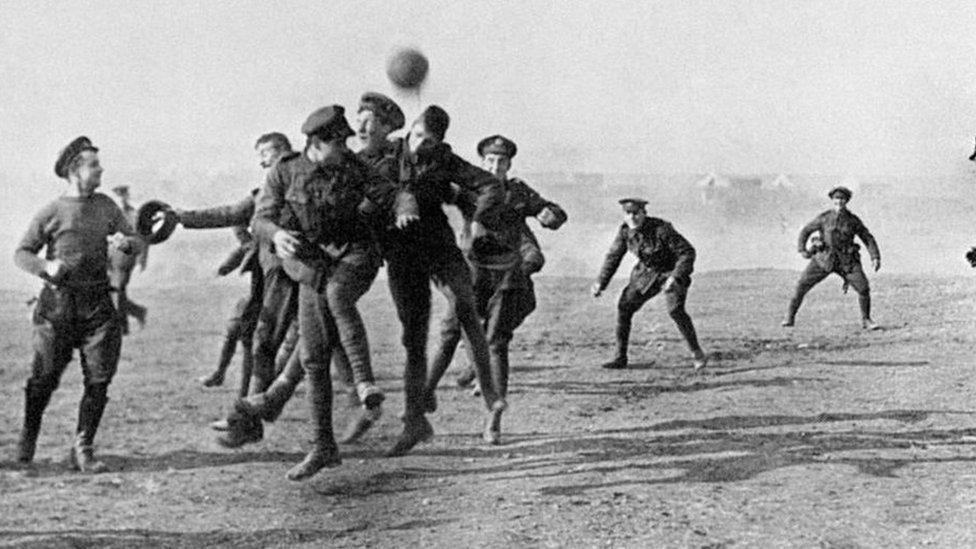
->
[[2, 269, 976, 548]]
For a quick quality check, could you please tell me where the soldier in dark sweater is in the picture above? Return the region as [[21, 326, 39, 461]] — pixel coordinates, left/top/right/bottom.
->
[[14, 136, 143, 472]]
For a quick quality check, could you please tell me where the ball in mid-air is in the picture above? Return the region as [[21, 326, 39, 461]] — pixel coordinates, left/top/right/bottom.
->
[[386, 47, 429, 89]]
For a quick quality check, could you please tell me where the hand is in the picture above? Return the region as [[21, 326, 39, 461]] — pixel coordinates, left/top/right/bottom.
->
[[872, 257, 881, 272], [44, 258, 66, 280], [161, 209, 179, 225], [470, 221, 487, 240], [590, 282, 603, 297], [272, 230, 300, 259], [537, 207, 557, 226], [395, 212, 419, 229], [800, 250, 812, 259], [106, 232, 133, 254], [663, 276, 679, 292]]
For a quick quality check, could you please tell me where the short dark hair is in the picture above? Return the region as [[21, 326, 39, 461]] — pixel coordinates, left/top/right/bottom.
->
[[255, 132, 292, 152]]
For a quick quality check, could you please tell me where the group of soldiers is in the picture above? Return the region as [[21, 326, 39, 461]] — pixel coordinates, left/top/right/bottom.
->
[[11, 92, 883, 480]]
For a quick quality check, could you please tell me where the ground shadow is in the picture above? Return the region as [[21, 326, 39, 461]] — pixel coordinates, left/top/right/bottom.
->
[[395, 409, 976, 496]]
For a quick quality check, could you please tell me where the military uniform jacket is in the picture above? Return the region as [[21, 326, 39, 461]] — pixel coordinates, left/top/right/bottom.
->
[[253, 150, 398, 270], [375, 139, 503, 265], [180, 190, 263, 274], [596, 217, 696, 293], [797, 209, 879, 273], [464, 177, 568, 290]]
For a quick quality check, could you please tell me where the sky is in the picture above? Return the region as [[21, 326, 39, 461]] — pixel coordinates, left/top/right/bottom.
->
[[1, 0, 975, 182], [1, 1, 976, 289]]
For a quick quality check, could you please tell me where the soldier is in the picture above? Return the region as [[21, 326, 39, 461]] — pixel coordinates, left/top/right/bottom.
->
[[14, 136, 143, 472], [174, 133, 292, 398], [782, 186, 881, 330], [376, 105, 507, 456], [424, 135, 567, 441], [228, 92, 408, 446], [591, 198, 707, 370], [253, 105, 397, 480], [108, 184, 148, 334]]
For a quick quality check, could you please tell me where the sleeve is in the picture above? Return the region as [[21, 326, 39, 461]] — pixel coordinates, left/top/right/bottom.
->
[[252, 166, 288, 242], [663, 223, 696, 280], [524, 185, 568, 230], [596, 226, 629, 290], [14, 206, 52, 278], [797, 216, 821, 253], [447, 154, 503, 225], [179, 195, 255, 229], [855, 217, 880, 261]]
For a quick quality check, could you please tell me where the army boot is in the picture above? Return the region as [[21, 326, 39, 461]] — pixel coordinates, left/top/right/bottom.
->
[[17, 381, 54, 464], [69, 385, 109, 473], [385, 415, 434, 457], [216, 403, 264, 448], [482, 399, 507, 445], [338, 383, 384, 444], [287, 366, 340, 481]]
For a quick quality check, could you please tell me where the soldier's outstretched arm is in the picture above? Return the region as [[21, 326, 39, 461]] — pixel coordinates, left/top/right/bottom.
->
[[447, 154, 503, 227], [594, 227, 628, 295], [177, 194, 256, 230], [516, 181, 568, 230]]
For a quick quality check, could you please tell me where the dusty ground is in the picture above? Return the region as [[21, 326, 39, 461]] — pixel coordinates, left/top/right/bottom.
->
[[2, 269, 976, 548]]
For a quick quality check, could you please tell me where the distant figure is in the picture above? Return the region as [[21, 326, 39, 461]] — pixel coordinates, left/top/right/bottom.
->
[[109, 184, 149, 333], [591, 198, 707, 370], [782, 186, 881, 330], [969, 136, 976, 161], [14, 136, 143, 472]]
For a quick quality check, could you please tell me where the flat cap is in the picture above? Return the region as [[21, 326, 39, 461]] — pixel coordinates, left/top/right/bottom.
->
[[477, 135, 517, 158], [358, 92, 405, 130], [618, 198, 648, 212], [827, 186, 853, 200], [54, 136, 99, 179], [301, 105, 354, 140]]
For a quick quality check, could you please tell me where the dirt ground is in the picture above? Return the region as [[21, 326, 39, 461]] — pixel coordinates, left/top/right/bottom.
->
[[2, 269, 976, 548]]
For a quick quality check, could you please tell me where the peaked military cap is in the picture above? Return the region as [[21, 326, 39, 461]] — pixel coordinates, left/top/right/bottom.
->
[[111, 184, 130, 195], [618, 198, 648, 212], [477, 135, 517, 158], [827, 186, 853, 200], [359, 92, 405, 130], [301, 105, 354, 140], [54, 136, 99, 178]]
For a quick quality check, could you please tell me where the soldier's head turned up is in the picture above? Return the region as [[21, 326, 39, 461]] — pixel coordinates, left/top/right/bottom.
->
[[478, 135, 517, 182], [408, 105, 449, 155], [301, 105, 354, 163], [618, 198, 648, 229], [255, 132, 293, 169], [356, 92, 404, 150]]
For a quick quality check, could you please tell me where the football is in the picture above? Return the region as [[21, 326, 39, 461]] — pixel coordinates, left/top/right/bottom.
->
[[386, 47, 429, 89]]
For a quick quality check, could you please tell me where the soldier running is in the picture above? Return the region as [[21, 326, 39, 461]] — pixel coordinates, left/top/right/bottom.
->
[[782, 186, 881, 330], [592, 198, 707, 370], [14, 136, 143, 472]]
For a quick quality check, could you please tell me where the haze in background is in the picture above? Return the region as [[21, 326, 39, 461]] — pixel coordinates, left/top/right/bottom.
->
[[2, 1, 975, 292]]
